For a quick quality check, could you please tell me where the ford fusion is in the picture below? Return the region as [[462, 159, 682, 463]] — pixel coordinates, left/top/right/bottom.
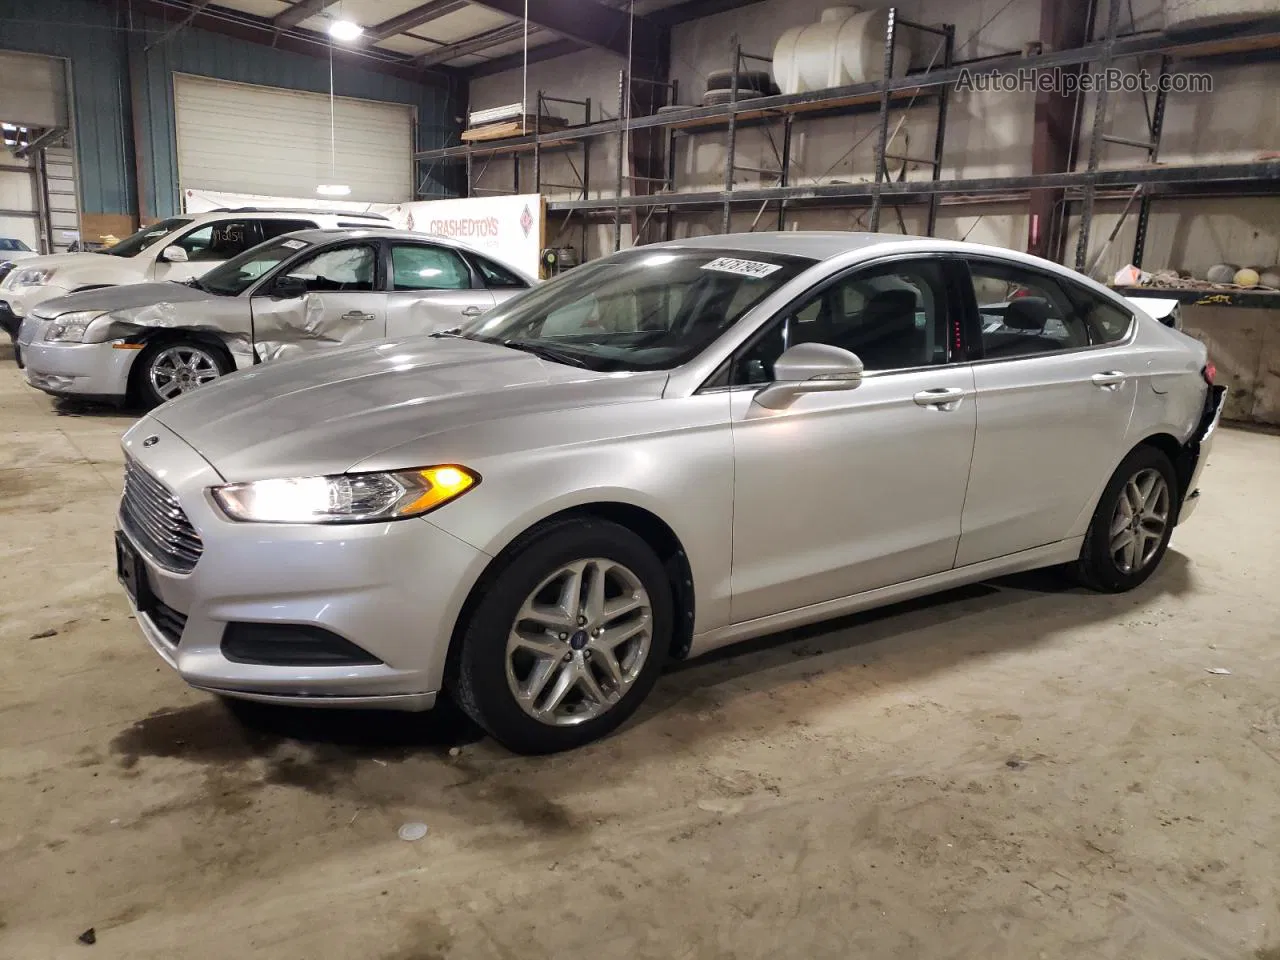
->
[[115, 233, 1225, 754]]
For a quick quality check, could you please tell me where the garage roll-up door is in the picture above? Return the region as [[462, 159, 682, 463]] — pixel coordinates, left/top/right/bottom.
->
[[173, 74, 413, 204]]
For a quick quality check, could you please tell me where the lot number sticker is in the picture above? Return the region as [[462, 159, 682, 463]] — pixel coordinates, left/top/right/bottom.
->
[[701, 257, 783, 279]]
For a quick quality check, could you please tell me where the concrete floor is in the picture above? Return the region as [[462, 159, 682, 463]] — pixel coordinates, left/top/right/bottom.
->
[[2, 345, 1279, 960]]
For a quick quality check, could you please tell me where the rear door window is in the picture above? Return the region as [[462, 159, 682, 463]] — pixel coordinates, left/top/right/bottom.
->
[[966, 261, 1092, 359], [389, 243, 473, 291]]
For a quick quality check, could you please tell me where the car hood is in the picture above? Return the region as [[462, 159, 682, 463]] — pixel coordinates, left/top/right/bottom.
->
[[35, 282, 218, 318], [149, 337, 669, 482]]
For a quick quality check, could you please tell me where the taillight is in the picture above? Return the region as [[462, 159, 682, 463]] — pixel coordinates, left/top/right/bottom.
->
[[1203, 362, 1216, 386]]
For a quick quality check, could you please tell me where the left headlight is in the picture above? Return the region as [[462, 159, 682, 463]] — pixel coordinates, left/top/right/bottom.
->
[[44, 311, 108, 343], [210, 465, 480, 524], [10, 267, 54, 288]]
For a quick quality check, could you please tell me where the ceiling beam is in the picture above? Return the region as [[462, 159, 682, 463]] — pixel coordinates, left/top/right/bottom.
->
[[417, 22, 532, 67], [272, 0, 340, 29], [649, 0, 767, 26], [464, 37, 584, 78], [108, 0, 460, 86], [465, 0, 664, 61], [367, 0, 469, 42]]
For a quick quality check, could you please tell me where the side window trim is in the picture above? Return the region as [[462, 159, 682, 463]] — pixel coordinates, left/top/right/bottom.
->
[[962, 256, 1137, 364], [699, 254, 970, 394]]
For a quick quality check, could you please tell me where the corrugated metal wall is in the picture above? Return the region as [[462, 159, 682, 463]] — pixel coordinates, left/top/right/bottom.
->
[[0, 0, 133, 217], [0, 0, 461, 220]]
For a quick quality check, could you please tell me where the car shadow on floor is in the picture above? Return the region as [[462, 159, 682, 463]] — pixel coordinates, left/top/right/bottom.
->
[[157, 550, 1194, 762], [638, 550, 1195, 733]]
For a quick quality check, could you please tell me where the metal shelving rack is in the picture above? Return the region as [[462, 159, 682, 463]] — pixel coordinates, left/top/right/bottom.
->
[[414, 10, 1280, 271]]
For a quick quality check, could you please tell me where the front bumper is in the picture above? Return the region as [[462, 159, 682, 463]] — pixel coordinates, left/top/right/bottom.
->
[[22, 338, 139, 399], [115, 420, 493, 710]]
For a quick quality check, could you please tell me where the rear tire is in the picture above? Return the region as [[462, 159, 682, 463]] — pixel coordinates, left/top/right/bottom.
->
[[1075, 445, 1178, 592], [449, 518, 672, 754], [133, 339, 232, 409]]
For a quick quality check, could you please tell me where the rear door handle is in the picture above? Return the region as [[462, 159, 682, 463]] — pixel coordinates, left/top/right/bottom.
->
[[1091, 371, 1128, 390], [461, 305, 483, 317], [341, 311, 376, 322], [913, 387, 966, 409]]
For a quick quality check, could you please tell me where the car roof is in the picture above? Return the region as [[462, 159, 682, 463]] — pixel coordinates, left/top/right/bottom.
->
[[281, 227, 468, 245], [649, 231, 932, 261], [197, 207, 388, 221]]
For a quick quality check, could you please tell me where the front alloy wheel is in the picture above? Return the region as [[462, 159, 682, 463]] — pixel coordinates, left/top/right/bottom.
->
[[451, 518, 672, 754], [148, 344, 223, 400], [505, 558, 653, 726]]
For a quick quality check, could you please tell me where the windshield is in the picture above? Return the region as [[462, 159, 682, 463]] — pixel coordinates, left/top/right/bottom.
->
[[460, 248, 814, 372], [104, 217, 193, 258], [0, 238, 31, 252], [197, 236, 313, 296]]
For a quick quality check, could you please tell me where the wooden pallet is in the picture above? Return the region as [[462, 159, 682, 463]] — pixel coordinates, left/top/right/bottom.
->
[[462, 115, 569, 142]]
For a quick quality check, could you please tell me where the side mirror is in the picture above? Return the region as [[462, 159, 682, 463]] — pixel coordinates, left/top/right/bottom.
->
[[160, 245, 189, 264], [271, 275, 308, 300], [753, 342, 864, 410]]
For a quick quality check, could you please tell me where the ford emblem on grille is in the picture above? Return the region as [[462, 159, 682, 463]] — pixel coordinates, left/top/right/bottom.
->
[[143, 436, 160, 447]]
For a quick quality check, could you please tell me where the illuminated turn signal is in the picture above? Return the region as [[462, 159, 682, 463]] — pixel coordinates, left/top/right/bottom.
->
[[399, 465, 478, 516]]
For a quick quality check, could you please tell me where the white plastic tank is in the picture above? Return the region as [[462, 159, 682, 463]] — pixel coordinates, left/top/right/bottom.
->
[[773, 7, 916, 95], [1166, 0, 1280, 30]]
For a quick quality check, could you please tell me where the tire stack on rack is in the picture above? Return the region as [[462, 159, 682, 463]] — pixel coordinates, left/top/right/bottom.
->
[[701, 68, 781, 107]]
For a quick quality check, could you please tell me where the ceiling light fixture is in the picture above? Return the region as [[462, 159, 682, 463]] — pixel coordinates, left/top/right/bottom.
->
[[317, 184, 352, 197], [328, 19, 363, 42]]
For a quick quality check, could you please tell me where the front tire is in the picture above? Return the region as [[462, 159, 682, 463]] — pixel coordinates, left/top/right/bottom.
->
[[1075, 445, 1178, 592], [134, 340, 231, 409], [450, 518, 672, 754]]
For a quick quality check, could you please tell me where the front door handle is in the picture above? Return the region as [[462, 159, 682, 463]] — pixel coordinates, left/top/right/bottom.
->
[[460, 305, 483, 317], [1091, 371, 1128, 390], [341, 311, 376, 322], [913, 387, 966, 409]]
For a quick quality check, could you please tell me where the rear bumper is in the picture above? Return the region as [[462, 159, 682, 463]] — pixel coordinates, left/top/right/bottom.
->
[[1176, 384, 1227, 524]]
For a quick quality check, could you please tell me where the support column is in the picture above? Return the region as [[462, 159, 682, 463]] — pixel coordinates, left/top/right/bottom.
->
[[1027, 0, 1091, 262]]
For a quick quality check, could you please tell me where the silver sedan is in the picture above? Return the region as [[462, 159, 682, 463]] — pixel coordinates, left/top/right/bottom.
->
[[18, 229, 532, 407], [114, 232, 1225, 753]]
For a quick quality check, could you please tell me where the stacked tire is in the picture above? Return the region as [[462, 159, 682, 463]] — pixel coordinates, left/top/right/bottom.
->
[[701, 68, 780, 106]]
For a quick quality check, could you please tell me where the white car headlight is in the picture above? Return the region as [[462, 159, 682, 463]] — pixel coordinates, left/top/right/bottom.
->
[[211, 466, 479, 524], [10, 267, 54, 288], [44, 311, 107, 343]]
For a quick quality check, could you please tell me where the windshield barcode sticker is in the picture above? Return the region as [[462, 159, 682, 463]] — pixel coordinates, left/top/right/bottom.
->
[[280, 239, 308, 249], [701, 257, 783, 279]]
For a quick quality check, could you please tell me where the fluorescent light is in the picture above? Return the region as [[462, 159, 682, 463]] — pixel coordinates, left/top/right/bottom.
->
[[328, 19, 363, 41]]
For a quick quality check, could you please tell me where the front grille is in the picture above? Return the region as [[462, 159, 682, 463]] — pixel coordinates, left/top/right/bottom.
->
[[120, 459, 204, 573], [148, 601, 188, 646]]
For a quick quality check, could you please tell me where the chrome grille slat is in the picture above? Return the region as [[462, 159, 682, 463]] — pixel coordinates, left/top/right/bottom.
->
[[120, 459, 203, 573]]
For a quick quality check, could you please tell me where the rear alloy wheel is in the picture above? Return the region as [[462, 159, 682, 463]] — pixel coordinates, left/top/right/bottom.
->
[[451, 519, 672, 754], [137, 342, 229, 408], [1076, 446, 1177, 592]]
